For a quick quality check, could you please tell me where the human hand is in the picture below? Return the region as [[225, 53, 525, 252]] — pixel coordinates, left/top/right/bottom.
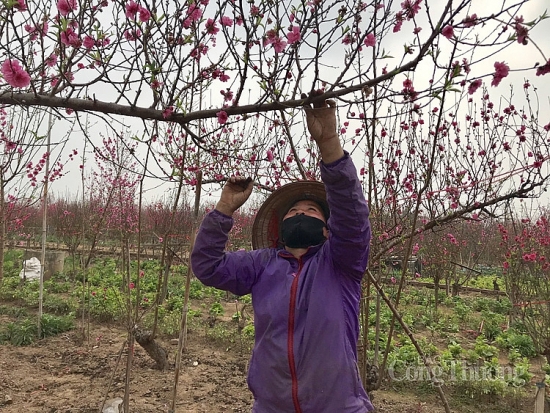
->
[[215, 177, 253, 216], [301, 90, 338, 145], [301, 90, 344, 163]]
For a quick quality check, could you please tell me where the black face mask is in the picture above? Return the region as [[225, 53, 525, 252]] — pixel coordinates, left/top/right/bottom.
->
[[281, 214, 326, 248]]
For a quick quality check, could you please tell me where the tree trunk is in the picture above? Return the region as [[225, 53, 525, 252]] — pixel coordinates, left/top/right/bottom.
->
[[135, 328, 169, 370], [0, 180, 5, 284]]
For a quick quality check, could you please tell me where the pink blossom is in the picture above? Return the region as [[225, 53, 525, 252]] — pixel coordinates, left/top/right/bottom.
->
[[60, 28, 81, 47], [125, 0, 139, 19], [83, 35, 95, 49], [217, 110, 228, 124], [129, 282, 135, 289], [491, 61, 510, 87], [124, 29, 140, 41], [364, 33, 375, 47], [14, 0, 27, 11], [272, 37, 287, 53], [220, 16, 233, 27], [266, 150, 274, 162], [187, 3, 202, 23], [57, 0, 77, 16], [536, 59, 550, 76], [287, 25, 301, 44], [401, 0, 421, 19], [205, 18, 219, 34], [1, 60, 31, 88], [441, 25, 454, 39], [151, 79, 162, 90], [462, 14, 477, 28], [46, 54, 58, 67], [390, 276, 396, 284], [468, 79, 482, 95], [138, 6, 151, 22], [162, 106, 174, 119]]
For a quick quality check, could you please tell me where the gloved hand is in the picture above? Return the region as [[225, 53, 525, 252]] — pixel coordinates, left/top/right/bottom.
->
[[215, 177, 253, 216]]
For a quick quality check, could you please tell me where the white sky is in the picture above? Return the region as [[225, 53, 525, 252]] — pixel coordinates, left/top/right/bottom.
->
[[7, 0, 550, 210]]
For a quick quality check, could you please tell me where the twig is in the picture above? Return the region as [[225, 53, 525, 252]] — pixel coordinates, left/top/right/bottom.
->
[[98, 340, 127, 413]]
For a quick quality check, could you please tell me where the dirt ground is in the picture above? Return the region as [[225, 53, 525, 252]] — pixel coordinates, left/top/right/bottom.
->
[[0, 318, 540, 413]]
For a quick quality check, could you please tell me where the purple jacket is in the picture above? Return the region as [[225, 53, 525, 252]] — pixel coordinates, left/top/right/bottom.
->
[[191, 154, 374, 413]]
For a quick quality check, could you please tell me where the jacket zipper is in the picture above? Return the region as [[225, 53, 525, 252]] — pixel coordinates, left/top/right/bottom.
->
[[288, 257, 303, 413]]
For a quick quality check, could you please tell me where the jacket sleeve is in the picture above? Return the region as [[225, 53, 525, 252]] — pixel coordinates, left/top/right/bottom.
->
[[190, 209, 258, 296], [321, 152, 371, 280]]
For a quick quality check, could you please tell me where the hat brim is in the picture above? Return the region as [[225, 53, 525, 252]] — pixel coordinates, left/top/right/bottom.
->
[[251, 181, 327, 250]]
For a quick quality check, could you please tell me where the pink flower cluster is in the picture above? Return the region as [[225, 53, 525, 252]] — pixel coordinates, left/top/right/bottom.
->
[[536, 59, 550, 77], [441, 25, 454, 40], [57, 0, 77, 16], [514, 16, 528, 45], [394, 0, 422, 32], [491, 61, 510, 87], [183, 2, 203, 28], [1, 60, 30, 88], [287, 26, 301, 44], [125, 0, 151, 22], [264, 30, 287, 53]]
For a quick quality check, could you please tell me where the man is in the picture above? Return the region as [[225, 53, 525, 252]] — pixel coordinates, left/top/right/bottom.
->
[[191, 93, 374, 412]]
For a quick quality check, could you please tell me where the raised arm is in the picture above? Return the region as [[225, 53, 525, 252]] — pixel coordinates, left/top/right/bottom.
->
[[303, 91, 371, 279], [303, 90, 344, 164], [190, 176, 257, 296]]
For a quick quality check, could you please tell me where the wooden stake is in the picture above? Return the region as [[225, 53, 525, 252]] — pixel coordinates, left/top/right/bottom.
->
[[170, 171, 202, 413]]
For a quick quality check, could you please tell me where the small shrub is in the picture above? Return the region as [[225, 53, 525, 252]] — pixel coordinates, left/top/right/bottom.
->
[[43, 294, 77, 314], [495, 329, 537, 358], [474, 335, 499, 360], [0, 305, 28, 318], [40, 314, 74, 338], [5, 318, 37, 345], [209, 302, 224, 317], [188, 280, 205, 299]]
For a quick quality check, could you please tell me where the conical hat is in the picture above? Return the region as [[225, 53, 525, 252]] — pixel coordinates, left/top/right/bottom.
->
[[251, 181, 328, 250]]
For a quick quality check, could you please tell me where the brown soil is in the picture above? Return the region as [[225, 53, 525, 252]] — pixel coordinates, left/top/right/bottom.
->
[[0, 315, 540, 413]]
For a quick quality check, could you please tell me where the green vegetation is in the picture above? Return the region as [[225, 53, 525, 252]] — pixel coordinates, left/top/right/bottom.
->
[[1, 249, 546, 411]]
